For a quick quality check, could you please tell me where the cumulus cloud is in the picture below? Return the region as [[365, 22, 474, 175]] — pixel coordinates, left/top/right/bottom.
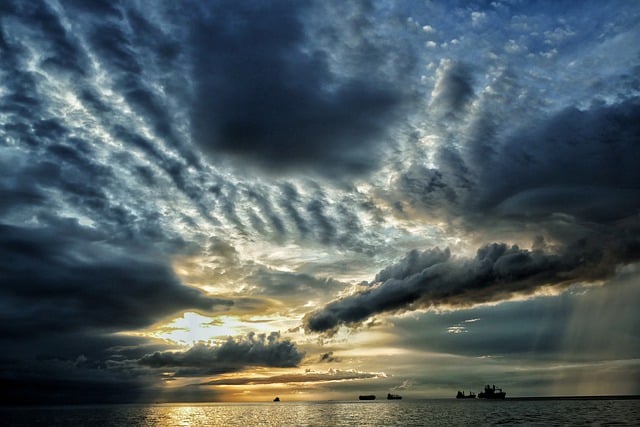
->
[[304, 229, 640, 334], [138, 332, 304, 375]]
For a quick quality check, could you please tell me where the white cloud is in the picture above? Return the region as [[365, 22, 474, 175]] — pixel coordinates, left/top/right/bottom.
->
[[471, 11, 487, 27], [422, 25, 435, 34]]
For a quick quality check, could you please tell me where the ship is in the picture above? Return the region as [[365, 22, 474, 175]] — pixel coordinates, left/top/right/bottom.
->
[[273, 397, 280, 402], [456, 391, 476, 399], [478, 384, 506, 399], [387, 393, 402, 400], [359, 395, 376, 400]]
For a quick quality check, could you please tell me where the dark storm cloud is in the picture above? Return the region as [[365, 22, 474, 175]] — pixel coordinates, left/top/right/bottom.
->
[[396, 95, 640, 227], [0, 332, 169, 405], [0, 223, 232, 338], [304, 228, 640, 334], [138, 332, 303, 376], [188, 1, 410, 176], [0, 221, 235, 403], [0, 146, 104, 216], [479, 98, 640, 222]]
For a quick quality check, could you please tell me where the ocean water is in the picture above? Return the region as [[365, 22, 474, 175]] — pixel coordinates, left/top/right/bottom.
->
[[2, 399, 639, 426]]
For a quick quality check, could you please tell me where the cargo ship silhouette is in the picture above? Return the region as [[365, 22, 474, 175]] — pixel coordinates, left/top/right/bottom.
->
[[478, 384, 506, 399], [456, 391, 476, 399]]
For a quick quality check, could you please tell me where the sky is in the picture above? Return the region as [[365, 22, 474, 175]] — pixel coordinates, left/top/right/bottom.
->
[[1, 0, 639, 404]]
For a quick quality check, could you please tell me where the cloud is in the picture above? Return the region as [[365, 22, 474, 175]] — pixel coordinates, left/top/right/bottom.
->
[[3, 1, 89, 78], [319, 351, 341, 363], [304, 229, 640, 334], [138, 332, 303, 376], [389, 264, 640, 362], [430, 59, 474, 117], [392, 379, 414, 391], [393, 95, 640, 232], [0, 223, 232, 338], [0, 221, 232, 403], [1, 0, 639, 404], [0, 0, 387, 252], [200, 368, 384, 386], [477, 98, 640, 222], [248, 267, 347, 305], [188, 1, 411, 176]]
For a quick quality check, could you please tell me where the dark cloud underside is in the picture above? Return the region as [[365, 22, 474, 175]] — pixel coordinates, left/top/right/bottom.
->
[[138, 332, 303, 376], [189, 1, 409, 176]]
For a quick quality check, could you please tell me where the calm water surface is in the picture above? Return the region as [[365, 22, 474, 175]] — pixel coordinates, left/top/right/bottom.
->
[[2, 399, 639, 426]]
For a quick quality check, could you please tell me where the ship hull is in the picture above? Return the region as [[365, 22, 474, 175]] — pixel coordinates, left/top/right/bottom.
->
[[478, 393, 506, 399]]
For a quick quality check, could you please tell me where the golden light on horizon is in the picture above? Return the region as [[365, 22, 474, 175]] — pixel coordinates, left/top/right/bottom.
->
[[149, 312, 273, 345]]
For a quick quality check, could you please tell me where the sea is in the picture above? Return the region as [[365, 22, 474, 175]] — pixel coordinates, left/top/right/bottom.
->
[[2, 398, 639, 426]]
